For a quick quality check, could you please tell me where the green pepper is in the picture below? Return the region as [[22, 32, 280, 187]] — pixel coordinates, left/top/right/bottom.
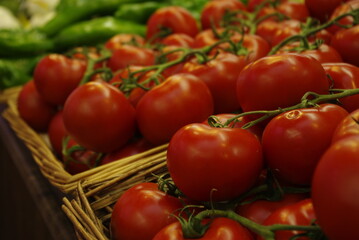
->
[[0, 29, 54, 57], [115, 1, 167, 24], [39, 0, 156, 37], [53, 17, 146, 51], [0, 56, 42, 90]]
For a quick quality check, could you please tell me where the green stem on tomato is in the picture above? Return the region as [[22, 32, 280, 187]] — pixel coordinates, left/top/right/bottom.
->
[[211, 88, 359, 129], [192, 209, 321, 240], [269, 9, 359, 55]]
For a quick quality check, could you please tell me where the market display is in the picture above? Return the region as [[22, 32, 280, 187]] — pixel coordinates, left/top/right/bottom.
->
[[2, 0, 359, 239]]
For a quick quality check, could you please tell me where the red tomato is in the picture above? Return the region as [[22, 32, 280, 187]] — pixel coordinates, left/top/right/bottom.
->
[[258, 199, 316, 240], [322, 62, 359, 112], [181, 52, 247, 113], [62, 138, 101, 174], [106, 45, 155, 72], [136, 73, 214, 145], [247, 0, 288, 12], [160, 45, 191, 78], [153, 217, 254, 240], [257, 2, 309, 23], [101, 138, 154, 165], [305, 0, 344, 22], [236, 193, 307, 225], [146, 6, 199, 42], [167, 123, 263, 202], [262, 104, 348, 185], [312, 136, 359, 240], [200, 0, 247, 30], [193, 29, 270, 63], [63, 81, 136, 153], [160, 33, 195, 48], [278, 43, 343, 63], [33, 54, 86, 106], [202, 113, 264, 140], [332, 108, 359, 142], [47, 110, 67, 156], [17, 80, 56, 132], [105, 33, 145, 50], [327, 0, 359, 34], [331, 25, 359, 67], [111, 182, 183, 240], [236, 53, 330, 115]]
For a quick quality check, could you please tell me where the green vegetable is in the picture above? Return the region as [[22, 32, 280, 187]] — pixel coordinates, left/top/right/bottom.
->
[[165, 0, 208, 20], [0, 56, 42, 90], [115, 1, 166, 24], [53, 17, 146, 50], [0, 29, 53, 57], [39, 0, 151, 37]]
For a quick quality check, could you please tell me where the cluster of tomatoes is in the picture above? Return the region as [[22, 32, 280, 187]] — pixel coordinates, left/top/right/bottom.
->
[[15, 0, 359, 239]]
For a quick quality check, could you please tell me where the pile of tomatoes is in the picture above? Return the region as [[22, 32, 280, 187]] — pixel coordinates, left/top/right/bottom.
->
[[15, 0, 359, 239]]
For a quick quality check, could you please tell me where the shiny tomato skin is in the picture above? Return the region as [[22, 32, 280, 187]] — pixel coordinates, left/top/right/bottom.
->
[[47, 110, 67, 156], [136, 73, 214, 145], [106, 45, 155, 72], [327, 0, 359, 34], [33, 54, 86, 106], [312, 136, 359, 240], [104, 33, 145, 50], [111, 182, 183, 240], [331, 25, 359, 67], [167, 123, 263, 202], [153, 217, 254, 240], [332, 108, 359, 142], [17, 80, 56, 132], [181, 52, 247, 113], [236, 53, 330, 114], [146, 6, 199, 42], [262, 104, 348, 185], [305, 0, 344, 22], [258, 199, 316, 240], [63, 81, 136, 153], [161, 33, 195, 48], [200, 0, 247, 30], [322, 62, 359, 112], [236, 193, 307, 225]]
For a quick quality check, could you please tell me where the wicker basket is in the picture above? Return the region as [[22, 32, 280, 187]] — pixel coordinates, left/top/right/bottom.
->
[[2, 87, 168, 195]]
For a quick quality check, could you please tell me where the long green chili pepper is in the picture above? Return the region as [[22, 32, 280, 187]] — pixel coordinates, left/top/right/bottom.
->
[[38, 0, 151, 37], [53, 17, 146, 51], [115, 2, 167, 24], [0, 29, 53, 57]]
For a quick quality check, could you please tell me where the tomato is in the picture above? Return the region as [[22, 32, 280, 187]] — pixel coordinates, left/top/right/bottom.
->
[[257, 2, 309, 23], [202, 113, 264, 140], [160, 33, 195, 48], [332, 108, 359, 142], [106, 45, 156, 72], [181, 52, 247, 113], [322, 62, 359, 112], [111, 182, 183, 240], [105, 33, 145, 50], [236, 193, 307, 225], [160, 45, 191, 78], [136, 73, 214, 145], [278, 43, 343, 63], [331, 25, 359, 67], [327, 0, 359, 34], [305, 0, 344, 22], [193, 29, 270, 63], [101, 138, 154, 165], [33, 54, 87, 106], [17, 80, 56, 132], [312, 135, 359, 240], [63, 81, 136, 153], [258, 199, 316, 240], [47, 110, 67, 156], [200, 0, 247, 30], [62, 137, 101, 174], [167, 123, 263, 202], [236, 53, 330, 115], [146, 6, 199, 42], [247, 0, 288, 12], [262, 104, 348, 185], [153, 217, 254, 240]]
